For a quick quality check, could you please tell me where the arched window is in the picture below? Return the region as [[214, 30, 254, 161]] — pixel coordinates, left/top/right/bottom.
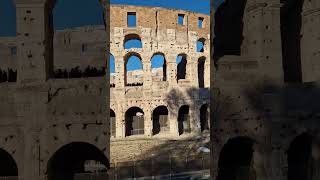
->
[[124, 53, 143, 86], [110, 109, 116, 137], [218, 137, 255, 180], [47, 142, 109, 180], [51, 0, 106, 79], [178, 105, 190, 135], [0, 0, 16, 37], [124, 34, 142, 49], [176, 54, 187, 81], [125, 107, 144, 136], [198, 57, 206, 88], [197, 38, 206, 52], [280, 0, 304, 83], [0, 148, 18, 177], [152, 106, 169, 135], [200, 104, 209, 132], [0, 0, 18, 83], [214, 0, 247, 59], [151, 53, 167, 81]]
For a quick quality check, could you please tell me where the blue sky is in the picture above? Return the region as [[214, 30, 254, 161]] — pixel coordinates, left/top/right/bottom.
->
[[0, 0, 216, 73]]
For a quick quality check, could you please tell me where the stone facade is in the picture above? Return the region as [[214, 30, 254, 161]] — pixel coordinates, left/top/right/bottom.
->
[[0, 0, 109, 180], [211, 0, 320, 180], [110, 5, 210, 138]]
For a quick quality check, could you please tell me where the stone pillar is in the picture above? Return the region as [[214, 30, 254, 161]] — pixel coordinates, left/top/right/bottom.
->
[[144, 109, 152, 137], [301, 1, 320, 82], [16, 0, 52, 84], [244, 1, 284, 82], [142, 54, 152, 88], [115, 110, 124, 138], [168, 105, 179, 136], [114, 55, 125, 88], [166, 54, 178, 87], [205, 58, 210, 88], [190, 104, 200, 133]]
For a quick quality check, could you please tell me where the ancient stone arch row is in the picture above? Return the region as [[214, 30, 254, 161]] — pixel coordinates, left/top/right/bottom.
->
[[109, 101, 210, 138], [110, 51, 209, 88], [212, 130, 320, 180], [121, 33, 208, 52]]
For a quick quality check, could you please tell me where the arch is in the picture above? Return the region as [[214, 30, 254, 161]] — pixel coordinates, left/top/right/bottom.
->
[[0, 0, 16, 37], [178, 105, 190, 135], [47, 142, 109, 180], [152, 106, 169, 135], [176, 54, 187, 81], [110, 109, 116, 137], [198, 56, 206, 88], [217, 136, 256, 180], [49, 0, 106, 79], [287, 132, 315, 180], [213, 0, 247, 59], [196, 38, 206, 52], [0, 148, 18, 177], [151, 53, 167, 81], [200, 104, 209, 132], [280, 0, 304, 83], [125, 107, 144, 136], [124, 52, 143, 86], [124, 34, 142, 49]]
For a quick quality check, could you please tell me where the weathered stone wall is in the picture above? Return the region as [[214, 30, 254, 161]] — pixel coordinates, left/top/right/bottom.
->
[[211, 0, 320, 179], [110, 5, 210, 138], [0, 0, 109, 180]]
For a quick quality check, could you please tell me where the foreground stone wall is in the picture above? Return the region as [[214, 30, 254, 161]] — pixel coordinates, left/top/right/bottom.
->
[[0, 0, 109, 180], [211, 0, 320, 179]]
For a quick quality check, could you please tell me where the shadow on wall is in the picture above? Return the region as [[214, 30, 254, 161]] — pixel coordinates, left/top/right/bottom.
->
[[211, 75, 320, 180]]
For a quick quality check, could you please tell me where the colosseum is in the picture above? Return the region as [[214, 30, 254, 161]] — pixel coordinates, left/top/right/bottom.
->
[[109, 5, 210, 139], [210, 0, 320, 180], [0, 1, 210, 180]]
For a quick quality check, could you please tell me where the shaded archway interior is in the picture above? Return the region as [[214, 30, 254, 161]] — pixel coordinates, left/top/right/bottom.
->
[[287, 133, 314, 180], [198, 57, 206, 88], [47, 142, 109, 180], [200, 104, 209, 131], [125, 107, 144, 136], [152, 106, 169, 135], [217, 137, 255, 180], [178, 105, 190, 135], [177, 54, 187, 81], [0, 148, 18, 177]]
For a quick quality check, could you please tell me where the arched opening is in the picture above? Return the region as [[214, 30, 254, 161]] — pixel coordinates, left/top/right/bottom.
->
[[50, 0, 106, 79], [152, 106, 169, 135], [47, 142, 109, 180], [198, 57, 206, 88], [200, 104, 209, 132], [0, 0, 16, 37], [197, 38, 206, 52], [124, 34, 142, 49], [125, 107, 144, 136], [213, 0, 247, 60], [151, 53, 167, 82], [110, 109, 116, 137], [124, 52, 143, 86], [280, 0, 304, 83], [287, 133, 314, 180], [0, 148, 18, 177], [0, 0, 18, 83], [217, 137, 255, 180], [110, 54, 116, 88], [178, 105, 190, 135], [176, 54, 187, 81]]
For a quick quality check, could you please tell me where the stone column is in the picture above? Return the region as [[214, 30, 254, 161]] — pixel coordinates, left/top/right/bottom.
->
[[190, 104, 200, 133], [142, 54, 152, 88], [166, 54, 178, 87], [144, 109, 153, 137], [115, 109, 124, 138], [114, 54, 125, 88], [168, 105, 179, 136]]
